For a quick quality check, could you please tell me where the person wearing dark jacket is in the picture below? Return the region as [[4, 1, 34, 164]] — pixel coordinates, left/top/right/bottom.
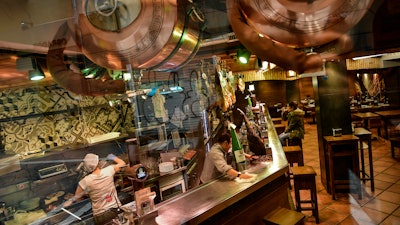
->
[[279, 101, 305, 146]]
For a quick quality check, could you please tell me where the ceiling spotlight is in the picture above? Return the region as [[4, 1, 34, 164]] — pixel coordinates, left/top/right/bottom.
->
[[29, 69, 45, 81], [237, 49, 251, 64]]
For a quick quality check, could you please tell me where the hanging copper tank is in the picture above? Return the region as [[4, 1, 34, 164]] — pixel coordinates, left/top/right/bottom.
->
[[238, 0, 374, 48], [72, 0, 203, 71]]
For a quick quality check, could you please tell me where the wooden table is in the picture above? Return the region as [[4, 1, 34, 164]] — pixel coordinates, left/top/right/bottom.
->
[[304, 105, 316, 124], [354, 127, 374, 191], [323, 135, 361, 200], [375, 110, 400, 139], [352, 112, 380, 128]]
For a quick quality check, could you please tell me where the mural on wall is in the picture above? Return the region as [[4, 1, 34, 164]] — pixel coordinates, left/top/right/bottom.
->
[[354, 72, 386, 101], [0, 84, 134, 155]]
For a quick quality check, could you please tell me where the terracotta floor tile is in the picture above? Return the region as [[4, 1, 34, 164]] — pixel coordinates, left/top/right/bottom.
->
[[318, 207, 350, 224], [382, 167, 400, 177], [376, 191, 400, 204], [387, 183, 400, 194], [299, 124, 400, 225], [375, 173, 400, 183], [380, 215, 400, 225], [374, 179, 394, 190], [350, 207, 389, 224], [392, 207, 400, 217], [338, 215, 375, 225], [364, 198, 399, 214], [326, 201, 361, 215]]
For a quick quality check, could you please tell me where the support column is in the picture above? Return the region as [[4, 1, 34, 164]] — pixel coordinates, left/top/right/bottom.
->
[[313, 60, 353, 190]]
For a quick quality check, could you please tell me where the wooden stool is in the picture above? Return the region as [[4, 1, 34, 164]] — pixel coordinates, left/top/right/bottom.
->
[[263, 207, 305, 225], [283, 145, 304, 189], [272, 117, 282, 124], [274, 124, 286, 135], [354, 127, 374, 191], [390, 137, 400, 158], [368, 117, 382, 137], [292, 166, 319, 224], [283, 146, 304, 167], [288, 138, 303, 149]]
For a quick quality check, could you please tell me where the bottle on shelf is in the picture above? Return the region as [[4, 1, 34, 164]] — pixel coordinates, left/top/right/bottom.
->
[[229, 123, 246, 172]]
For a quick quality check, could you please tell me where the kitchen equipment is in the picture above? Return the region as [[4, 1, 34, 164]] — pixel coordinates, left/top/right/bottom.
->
[[38, 163, 68, 179], [158, 162, 174, 173], [19, 197, 40, 211], [0, 155, 20, 176]]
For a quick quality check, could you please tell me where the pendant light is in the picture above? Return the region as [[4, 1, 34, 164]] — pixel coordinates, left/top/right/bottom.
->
[[237, 48, 251, 64], [29, 58, 45, 81]]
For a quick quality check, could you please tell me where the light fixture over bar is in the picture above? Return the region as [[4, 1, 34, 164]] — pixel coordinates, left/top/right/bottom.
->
[[352, 53, 385, 60], [29, 58, 45, 81]]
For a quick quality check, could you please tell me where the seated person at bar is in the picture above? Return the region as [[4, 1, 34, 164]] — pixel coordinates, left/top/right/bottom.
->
[[200, 133, 253, 183], [279, 101, 305, 146]]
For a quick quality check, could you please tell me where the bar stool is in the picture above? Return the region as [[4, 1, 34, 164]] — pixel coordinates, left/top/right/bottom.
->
[[292, 166, 319, 224], [274, 124, 286, 135], [283, 146, 304, 167], [368, 117, 382, 137], [263, 207, 305, 225], [288, 138, 303, 149], [354, 127, 374, 191], [390, 137, 400, 158], [272, 117, 282, 124], [283, 146, 304, 189]]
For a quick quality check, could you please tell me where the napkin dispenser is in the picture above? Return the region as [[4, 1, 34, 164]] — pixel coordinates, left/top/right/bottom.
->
[[332, 128, 342, 137]]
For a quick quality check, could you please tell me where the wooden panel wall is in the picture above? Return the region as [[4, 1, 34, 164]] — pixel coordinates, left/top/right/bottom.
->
[[254, 80, 286, 106], [299, 77, 314, 100]]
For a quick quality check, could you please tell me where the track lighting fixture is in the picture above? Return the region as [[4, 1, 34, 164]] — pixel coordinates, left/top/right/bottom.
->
[[29, 58, 45, 81], [237, 48, 251, 64]]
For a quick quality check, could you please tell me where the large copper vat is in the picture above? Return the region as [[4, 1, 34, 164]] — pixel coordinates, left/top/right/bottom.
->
[[238, 0, 374, 48], [73, 0, 203, 71]]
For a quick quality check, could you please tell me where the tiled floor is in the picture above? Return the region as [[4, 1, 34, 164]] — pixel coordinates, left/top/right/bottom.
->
[[289, 122, 400, 225]]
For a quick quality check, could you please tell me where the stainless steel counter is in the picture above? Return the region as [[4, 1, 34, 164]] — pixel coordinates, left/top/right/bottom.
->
[[152, 110, 290, 225]]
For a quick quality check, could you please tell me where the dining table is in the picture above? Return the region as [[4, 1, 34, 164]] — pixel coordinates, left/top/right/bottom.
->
[[303, 104, 316, 124], [352, 112, 380, 129], [374, 109, 400, 139]]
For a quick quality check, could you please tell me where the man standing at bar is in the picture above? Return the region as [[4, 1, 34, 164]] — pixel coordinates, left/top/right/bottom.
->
[[200, 133, 253, 184]]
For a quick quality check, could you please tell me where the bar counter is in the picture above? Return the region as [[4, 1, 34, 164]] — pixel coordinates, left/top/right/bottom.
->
[[149, 112, 290, 225]]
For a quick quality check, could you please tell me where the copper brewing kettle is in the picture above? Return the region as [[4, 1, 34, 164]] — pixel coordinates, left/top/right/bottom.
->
[[73, 0, 204, 71]]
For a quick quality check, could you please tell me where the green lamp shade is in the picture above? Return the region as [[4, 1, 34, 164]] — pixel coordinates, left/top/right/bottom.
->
[[237, 49, 251, 64]]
